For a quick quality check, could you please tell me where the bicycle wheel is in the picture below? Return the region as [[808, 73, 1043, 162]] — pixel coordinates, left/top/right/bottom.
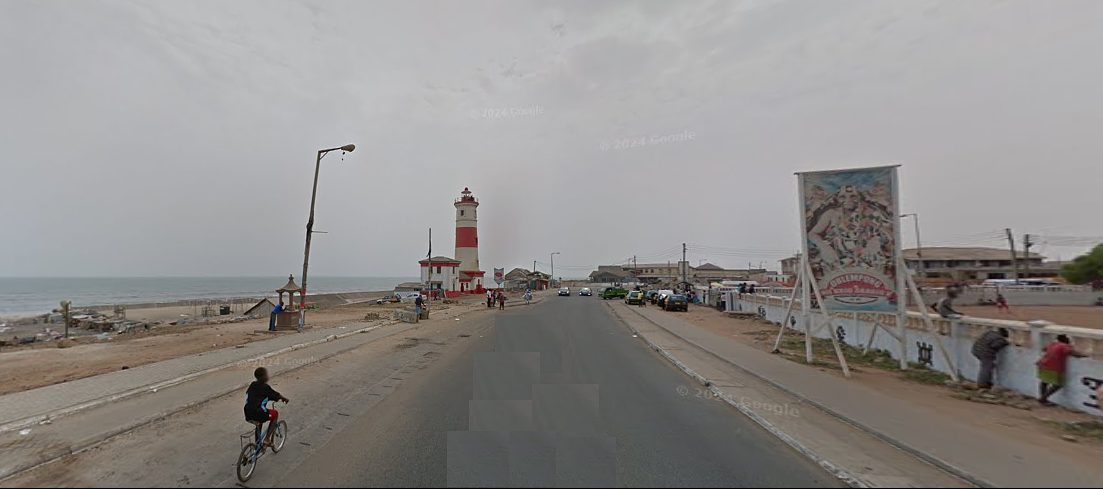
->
[[236, 443, 258, 482], [271, 420, 288, 453]]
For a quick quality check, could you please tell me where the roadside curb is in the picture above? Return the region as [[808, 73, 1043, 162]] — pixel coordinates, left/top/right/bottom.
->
[[606, 304, 865, 488], [613, 303, 988, 488], [0, 321, 394, 436], [0, 320, 430, 483]]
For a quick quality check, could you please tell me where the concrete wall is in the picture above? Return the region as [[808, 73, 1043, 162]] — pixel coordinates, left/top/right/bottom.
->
[[920, 287, 1103, 307], [727, 292, 1103, 416]]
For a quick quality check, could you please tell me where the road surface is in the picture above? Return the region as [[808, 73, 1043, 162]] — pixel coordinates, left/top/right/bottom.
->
[[1, 296, 839, 488], [280, 296, 838, 487]]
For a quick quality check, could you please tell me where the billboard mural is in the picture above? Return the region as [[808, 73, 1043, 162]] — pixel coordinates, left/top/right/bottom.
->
[[493, 268, 504, 285], [799, 166, 900, 312]]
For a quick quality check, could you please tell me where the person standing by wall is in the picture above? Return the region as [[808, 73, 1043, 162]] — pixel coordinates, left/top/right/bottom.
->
[[498, 291, 506, 310], [268, 300, 284, 332], [1037, 334, 1087, 406], [971, 328, 1010, 389]]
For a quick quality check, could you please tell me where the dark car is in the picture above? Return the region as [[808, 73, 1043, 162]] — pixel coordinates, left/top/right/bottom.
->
[[558, 287, 571, 296], [645, 291, 659, 303], [579, 287, 593, 296], [664, 294, 689, 312]]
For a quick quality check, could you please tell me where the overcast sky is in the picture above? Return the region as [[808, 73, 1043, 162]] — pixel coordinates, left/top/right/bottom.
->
[[2, 0, 1102, 278]]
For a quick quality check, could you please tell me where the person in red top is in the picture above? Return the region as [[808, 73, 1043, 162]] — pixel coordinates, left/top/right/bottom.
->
[[1036, 334, 1086, 406]]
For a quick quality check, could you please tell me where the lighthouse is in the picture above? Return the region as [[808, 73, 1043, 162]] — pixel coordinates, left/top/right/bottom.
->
[[454, 187, 485, 291]]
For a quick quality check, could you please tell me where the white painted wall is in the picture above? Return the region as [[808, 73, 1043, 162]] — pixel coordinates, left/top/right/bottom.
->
[[727, 292, 1103, 416]]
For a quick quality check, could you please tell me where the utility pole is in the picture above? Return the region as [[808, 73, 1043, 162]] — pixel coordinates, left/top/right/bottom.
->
[[633, 255, 638, 284], [682, 243, 687, 286], [1023, 233, 1033, 279], [1005, 228, 1019, 281], [60, 300, 71, 339], [426, 228, 432, 313], [901, 213, 923, 279], [300, 144, 355, 331]]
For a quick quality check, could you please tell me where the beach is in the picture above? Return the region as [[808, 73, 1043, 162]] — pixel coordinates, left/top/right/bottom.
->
[[0, 293, 480, 396]]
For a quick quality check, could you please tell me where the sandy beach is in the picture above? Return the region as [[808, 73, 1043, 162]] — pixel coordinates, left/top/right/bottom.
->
[[0, 294, 483, 397]]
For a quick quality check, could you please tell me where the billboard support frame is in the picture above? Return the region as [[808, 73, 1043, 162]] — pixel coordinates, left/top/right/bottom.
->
[[795, 165, 907, 378], [903, 261, 960, 381]]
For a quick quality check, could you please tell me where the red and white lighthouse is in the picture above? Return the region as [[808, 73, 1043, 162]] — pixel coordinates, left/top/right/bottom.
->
[[454, 187, 485, 291]]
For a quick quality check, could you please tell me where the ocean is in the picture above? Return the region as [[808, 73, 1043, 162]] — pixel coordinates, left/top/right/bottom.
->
[[0, 276, 418, 317]]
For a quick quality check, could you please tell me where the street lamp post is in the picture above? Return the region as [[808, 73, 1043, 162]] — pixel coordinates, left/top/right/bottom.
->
[[300, 144, 356, 331], [550, 252, 560, 286], [901, 213, 924, 279]]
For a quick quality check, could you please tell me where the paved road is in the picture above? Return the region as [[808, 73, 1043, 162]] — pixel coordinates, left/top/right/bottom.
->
[[281, 297, 839, 487]]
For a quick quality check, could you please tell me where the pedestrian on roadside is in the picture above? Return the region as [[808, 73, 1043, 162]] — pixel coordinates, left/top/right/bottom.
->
[[487, 290, 494, 308], [268, 300, 284, 332], [414, 294, 424, 321], [498, 291, 506, 310], [996, 292, 1010, 313], [1037, 334, 1087, 405], [971, 328, 1010, 389]]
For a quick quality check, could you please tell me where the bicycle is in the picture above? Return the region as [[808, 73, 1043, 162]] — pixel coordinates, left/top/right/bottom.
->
[[236, 402, 288, 482]]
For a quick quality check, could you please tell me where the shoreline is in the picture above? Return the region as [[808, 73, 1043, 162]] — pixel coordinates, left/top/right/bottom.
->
[[0, 289, 397, 323]]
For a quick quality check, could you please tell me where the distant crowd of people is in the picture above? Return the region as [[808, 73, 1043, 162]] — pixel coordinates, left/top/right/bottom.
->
[[486, 289, 526, 310]]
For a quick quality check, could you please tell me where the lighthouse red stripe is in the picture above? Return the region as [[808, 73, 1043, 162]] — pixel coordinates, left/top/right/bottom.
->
[[456, 227, 478, 247]]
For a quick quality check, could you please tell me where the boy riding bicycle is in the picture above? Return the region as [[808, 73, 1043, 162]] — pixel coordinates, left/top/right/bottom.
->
[[244, 367, 290, 448]]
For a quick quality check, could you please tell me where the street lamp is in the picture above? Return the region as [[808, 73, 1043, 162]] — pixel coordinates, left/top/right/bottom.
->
[[300, 144, 356, 331], [901, 213, 923, 279], [550, 252, 560, 285]]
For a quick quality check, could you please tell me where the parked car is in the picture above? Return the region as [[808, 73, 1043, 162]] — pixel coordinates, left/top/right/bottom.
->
[[601, 287, 628, 299], [579, 287, 593, 296], [664, 294, 689, 312], [558, 287, 571, 296], [655, 289, 675, 307], [625, 290, 645, 305], [645, 291, 659, 303]]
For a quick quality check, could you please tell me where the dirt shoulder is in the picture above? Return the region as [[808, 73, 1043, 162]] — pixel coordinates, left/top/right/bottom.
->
[[0, 298, 482, 397], [673, 304, 1103, 461]]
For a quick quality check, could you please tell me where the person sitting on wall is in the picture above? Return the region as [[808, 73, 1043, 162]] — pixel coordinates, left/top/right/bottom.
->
[[936, 288, 964, 320], [971, 328, 1010, 390]]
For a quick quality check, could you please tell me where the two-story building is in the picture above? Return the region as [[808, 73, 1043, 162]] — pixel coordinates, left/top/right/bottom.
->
[[904, 247, 1058, 281], [780, 247, 1060, 282]]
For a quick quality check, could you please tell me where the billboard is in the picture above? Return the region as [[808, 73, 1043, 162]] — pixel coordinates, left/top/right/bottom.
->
[[493, 268, 504, 285], [799, 166, 901, 312]]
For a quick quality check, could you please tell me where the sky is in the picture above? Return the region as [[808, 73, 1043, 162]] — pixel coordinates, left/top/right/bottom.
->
[[2, 0, 1102, 279]]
